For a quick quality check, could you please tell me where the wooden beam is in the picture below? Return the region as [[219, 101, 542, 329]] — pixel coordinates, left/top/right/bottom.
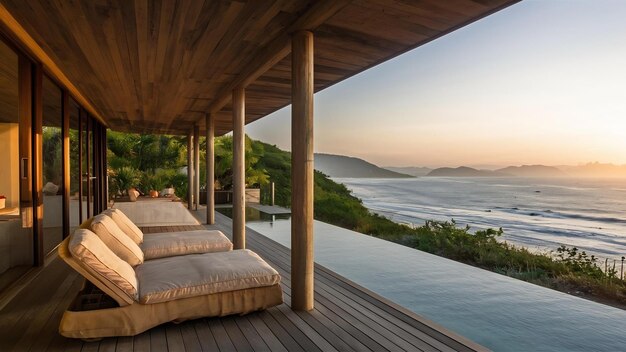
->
[[291, 30, 314, 311], [0, 3, 107, 127], [193, 124, 200, 211], [62, 90, 70, 238], [206, 0, 351, 117], [232, 87, 245, 250], [206, 113, 215, 225], [187, 132, 193, 210]]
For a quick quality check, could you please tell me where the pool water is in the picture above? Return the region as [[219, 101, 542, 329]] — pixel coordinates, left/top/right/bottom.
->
[[216, 207, 291, 222], [246, 217, 626, 352]]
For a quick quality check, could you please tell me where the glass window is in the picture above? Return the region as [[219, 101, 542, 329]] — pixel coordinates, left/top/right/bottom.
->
[[42, 75, 63, 254], [69, 99, 80, 230]]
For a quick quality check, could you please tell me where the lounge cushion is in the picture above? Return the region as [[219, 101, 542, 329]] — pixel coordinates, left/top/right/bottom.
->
[[90, 214, 144, 266], [137, 249, 280, 304], [103, 208, 144, 244], [141, 230, 233, 260], [68, 229, 138, 302]]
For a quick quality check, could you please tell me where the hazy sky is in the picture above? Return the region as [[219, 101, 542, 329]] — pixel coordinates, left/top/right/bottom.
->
[[246, 0, 626, 168]]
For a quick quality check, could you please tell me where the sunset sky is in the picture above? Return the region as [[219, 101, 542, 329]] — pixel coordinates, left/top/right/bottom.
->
[[246, 0, 626, 168]]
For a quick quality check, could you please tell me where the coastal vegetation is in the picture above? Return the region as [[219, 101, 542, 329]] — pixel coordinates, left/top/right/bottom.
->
[[106, 132, 626, 309]]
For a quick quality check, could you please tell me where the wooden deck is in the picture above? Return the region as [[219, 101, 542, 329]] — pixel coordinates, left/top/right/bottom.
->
[[0, 212, 487, 351]]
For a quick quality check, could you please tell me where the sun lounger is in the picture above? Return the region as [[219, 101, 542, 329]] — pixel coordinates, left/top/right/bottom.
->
[[57, 227, 283, 338], [100, 209, 233, 259]]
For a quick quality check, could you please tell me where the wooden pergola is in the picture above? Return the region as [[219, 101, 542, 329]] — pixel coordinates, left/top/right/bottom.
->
[[0, 0, 519, 311]]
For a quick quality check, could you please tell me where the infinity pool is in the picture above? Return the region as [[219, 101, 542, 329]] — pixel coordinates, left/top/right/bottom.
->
[[246, 218, 626, 352]]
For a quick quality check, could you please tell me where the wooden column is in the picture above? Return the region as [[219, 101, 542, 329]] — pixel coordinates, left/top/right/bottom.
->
[[193, 124, 200, 211], [187, 132, 193, 209], [291, 30, 314, 311], [61, 91, 70, 238], [232, 87, 246, 249], [206, 113, 215, 225]]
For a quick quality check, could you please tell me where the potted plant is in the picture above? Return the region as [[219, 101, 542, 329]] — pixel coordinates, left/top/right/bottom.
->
[[0, 195, 5, 209]]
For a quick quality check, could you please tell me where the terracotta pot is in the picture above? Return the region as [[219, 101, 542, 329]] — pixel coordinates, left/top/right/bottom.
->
[[149, 190, 159, 198]]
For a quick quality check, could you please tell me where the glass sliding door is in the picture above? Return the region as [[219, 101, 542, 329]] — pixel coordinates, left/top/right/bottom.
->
[[81, 112, 94, 218], [69, 100, 80, 231], [0, 39, 33, 290], [41, 76, 63, 254]]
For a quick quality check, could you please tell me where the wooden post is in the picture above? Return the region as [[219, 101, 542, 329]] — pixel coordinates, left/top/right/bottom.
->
[[291, 30, 314, 311], [187, 132, 193, 209], [271, 182, 275, 206], [193, 124, 200, 211], [232, 87, 246, 249], [62, 91, 70, 238], [32, 63, 44, 266], [206, 113, 215, 225]]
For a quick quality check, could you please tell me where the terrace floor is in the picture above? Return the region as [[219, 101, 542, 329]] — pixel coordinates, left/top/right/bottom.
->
[[0, 208, 487, 352]]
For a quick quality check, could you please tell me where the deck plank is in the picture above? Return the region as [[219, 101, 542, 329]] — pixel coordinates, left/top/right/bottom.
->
[[192, 320, 219, 352], [247, 314, 290, 352], [234, 316, 271, 351], [165, 325, 185, 351], [179, 324, 202, 352], [114, 336, 134, 352], [207, 318, 237, 351], [132, 331, 151, 352]]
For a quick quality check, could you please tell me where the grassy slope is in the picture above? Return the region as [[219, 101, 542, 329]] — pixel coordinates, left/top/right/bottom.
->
[[253, 139, 626, 308]]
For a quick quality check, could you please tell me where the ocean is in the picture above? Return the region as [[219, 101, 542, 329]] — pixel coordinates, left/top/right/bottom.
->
[[335, 177, 626, 261]]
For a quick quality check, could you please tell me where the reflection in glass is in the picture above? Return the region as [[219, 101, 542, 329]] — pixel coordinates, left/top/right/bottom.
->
[[69, 100, 81, 231], [42, 76, 63, 254]]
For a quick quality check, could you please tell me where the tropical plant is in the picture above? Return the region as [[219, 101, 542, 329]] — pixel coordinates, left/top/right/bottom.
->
[[110, 166, 140, 197]]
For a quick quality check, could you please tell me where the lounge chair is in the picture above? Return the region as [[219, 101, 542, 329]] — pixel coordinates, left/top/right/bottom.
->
[[58, 225, 283, 338], [100, 209, 233, 260]]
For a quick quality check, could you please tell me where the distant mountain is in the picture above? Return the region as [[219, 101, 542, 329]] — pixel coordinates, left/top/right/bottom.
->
[[558, 163, 626, 177], [496, 165, 565, 177], [314, 153, 413, 178], [426, 166, 510, 177], [384, 166, 433, 177]]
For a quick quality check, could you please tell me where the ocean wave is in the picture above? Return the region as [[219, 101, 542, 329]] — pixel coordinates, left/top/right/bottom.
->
[[499, 207, 626, 225], [342, 177, 626, 258]]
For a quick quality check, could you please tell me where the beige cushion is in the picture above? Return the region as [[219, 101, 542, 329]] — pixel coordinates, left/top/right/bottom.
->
[[141, 230, 233, 260], [90, 214, 144, 266], [137, 249, 280, 304], [103, 208, 144, 244], [68, 229, 138, 302]]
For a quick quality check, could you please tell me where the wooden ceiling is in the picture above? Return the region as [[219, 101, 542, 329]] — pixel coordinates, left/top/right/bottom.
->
[[0, 0, 519, 136]]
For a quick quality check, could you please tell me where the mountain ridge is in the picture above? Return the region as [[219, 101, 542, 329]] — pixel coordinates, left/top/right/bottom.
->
[[314, 153, 413, 178], [426, 166, 509, 177]]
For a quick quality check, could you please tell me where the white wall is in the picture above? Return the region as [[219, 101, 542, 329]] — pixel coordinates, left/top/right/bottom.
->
[[0, 123, 19, 209]]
